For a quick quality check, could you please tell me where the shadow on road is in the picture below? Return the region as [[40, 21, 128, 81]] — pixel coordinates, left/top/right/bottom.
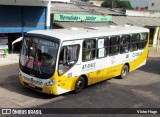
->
[[0, 63, 55, 99], [138, 58, 160, 75]]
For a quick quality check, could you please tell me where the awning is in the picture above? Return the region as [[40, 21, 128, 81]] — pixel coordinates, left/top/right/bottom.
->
[[53, 22, 115, 28]]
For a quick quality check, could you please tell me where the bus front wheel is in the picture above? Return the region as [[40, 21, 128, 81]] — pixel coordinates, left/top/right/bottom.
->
[[120, 65, 129, 79], [74, 76, 85, 93]]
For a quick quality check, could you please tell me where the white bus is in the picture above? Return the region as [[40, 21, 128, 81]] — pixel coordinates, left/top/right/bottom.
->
[[19, 25, 149, 95]]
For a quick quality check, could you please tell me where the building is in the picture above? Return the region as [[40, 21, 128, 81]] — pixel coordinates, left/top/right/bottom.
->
[[51, 2, 160, 47], [0, 0, 53, 54], [51, 2, 115, 29], [148, 0, 160, 11], [125, 9, 160, 47]]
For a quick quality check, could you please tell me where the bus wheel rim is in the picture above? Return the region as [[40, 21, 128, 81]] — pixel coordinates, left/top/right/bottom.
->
[[122, 69, 127, 76], [77, 81, 83, 90]]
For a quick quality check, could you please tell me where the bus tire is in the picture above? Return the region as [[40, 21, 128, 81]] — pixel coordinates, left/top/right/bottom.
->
[[120, 65, 128, 79], [74, 76, 85, 93]]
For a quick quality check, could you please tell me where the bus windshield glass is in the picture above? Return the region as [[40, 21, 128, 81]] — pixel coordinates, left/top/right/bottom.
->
[[20, 36, 59, 79]]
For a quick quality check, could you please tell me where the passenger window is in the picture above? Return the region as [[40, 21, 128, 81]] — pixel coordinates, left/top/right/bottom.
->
[[109, 36, 120, 55], [58, 44, 80, 75], [139, 33, 148, 49], [83, 39, 96, 61], [97, 37, 109, 58], [120, 35, 130, 54], [130, 34, 140, 51]]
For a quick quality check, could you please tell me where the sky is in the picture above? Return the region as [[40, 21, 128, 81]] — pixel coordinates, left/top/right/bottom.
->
[[129, 0, 149, 8]]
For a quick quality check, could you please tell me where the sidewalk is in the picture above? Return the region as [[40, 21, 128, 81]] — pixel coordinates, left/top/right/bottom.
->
[[0, 54, 19, 66], [148, 47, 160, 58]]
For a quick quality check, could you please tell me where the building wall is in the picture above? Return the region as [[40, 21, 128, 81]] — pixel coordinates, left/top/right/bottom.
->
[[148, 0, 160, 11], [126, 10, 160, 17], [0, 5, 46, 33], [0, 0, 49, 6]]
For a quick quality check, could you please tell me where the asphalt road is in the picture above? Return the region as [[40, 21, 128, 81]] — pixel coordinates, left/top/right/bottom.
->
[[0, 57, 160, 117]]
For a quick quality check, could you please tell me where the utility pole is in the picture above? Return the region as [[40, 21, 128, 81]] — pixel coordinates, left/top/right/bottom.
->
[[111, 0, 114, 9], [156, 27, 160, 52]]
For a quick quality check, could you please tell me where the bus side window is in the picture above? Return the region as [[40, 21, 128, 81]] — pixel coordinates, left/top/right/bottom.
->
[[109, 36, 120, 55], [139, 33, 148, 49], [120, 35, 130, 54], [58, 44, 80, 75], [97, 37, 109, 58], [83, 39, 96, 61], [130, 34, 140, 51]]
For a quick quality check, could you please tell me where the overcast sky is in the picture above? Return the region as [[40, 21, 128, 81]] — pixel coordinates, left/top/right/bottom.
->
[[129, 0, 149, 7]]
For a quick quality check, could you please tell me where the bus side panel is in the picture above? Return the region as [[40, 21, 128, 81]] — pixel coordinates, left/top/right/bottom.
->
[[129, 43, 148, 72], [52, 71, 79, 94], [102, 64, 122, 80]]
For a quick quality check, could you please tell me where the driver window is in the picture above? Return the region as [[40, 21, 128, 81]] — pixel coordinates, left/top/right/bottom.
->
[[58, 44, 80, 75]]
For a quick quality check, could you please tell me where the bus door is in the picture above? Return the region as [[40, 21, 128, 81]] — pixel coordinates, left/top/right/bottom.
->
[[57, 40, 82, 89]]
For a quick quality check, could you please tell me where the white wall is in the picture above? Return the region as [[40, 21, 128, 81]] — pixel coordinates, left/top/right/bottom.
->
[[126, 10, 160, 17], [148, 0, 160, 11]]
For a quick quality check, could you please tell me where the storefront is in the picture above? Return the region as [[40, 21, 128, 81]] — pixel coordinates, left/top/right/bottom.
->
[[0, 0, 52, 55]]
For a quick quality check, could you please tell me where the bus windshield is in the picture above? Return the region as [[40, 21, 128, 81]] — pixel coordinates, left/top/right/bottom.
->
[[20, 36, 59, 79]]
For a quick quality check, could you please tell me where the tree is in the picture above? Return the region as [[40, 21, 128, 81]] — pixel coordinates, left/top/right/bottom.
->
[[101, 0, 133, 10], [101, 0, 116, 8], [116, 0, 133, 9], [81, 0, 90, 2]]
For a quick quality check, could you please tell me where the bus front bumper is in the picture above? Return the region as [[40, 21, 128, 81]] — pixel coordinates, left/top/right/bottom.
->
[[19, 75, 58, 95]]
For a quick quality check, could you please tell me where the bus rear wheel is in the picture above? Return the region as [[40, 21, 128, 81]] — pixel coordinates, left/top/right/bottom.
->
[[74, 76, 85, 93], [120, 65, 129, 79]]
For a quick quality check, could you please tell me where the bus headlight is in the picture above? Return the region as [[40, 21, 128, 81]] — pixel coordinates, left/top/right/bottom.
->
[[45, 80, 54, 86]]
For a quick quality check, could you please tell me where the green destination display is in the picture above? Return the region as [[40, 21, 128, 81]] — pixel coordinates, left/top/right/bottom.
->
[[53, 14, 112, 22]]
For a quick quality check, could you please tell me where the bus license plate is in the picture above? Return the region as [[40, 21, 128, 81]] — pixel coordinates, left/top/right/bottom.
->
[[28, 84, 35, 88]]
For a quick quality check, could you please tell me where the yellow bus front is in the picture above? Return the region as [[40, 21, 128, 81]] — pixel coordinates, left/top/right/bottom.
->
[[18, 34, 68, 95]]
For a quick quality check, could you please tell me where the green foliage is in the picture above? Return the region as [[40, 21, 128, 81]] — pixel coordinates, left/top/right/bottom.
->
[[101, 0, 133, 9], [101, 0, 115, 8], [81, 0, 90, 2], [116, 0, 133, 9]]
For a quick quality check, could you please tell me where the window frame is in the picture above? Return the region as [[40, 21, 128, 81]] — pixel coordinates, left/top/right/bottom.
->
[[96, 37, 109, 59], [82, 39, 96, 62], [120, 35, 130, 54], [58, 44, 80, 76], [139, 33, 148, 50], [109, 36, 120, 56], [130, 33, 140, 52]]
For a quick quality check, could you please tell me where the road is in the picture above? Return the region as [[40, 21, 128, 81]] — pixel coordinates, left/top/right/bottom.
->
[[0, 57, 160, 117]]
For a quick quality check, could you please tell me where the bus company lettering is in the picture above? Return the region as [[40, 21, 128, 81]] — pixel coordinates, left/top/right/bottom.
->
[[82, 63, 96, 71], [132, 52, 142, 57], [86, 16, 96, 21], [60, 15, 80, 21]]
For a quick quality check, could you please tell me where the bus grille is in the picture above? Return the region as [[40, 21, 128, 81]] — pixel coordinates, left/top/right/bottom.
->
[[23, 82, 42, 92]]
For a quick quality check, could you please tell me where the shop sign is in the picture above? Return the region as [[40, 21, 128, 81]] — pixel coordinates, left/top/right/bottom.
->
[[53, 14, 112, 22]]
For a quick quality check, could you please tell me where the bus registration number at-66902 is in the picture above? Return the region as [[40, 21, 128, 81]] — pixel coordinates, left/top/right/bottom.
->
[[28, 83, 36, 88]]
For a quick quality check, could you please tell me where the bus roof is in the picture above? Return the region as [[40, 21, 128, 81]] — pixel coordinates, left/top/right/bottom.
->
[[28, 25, 149, 41]]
